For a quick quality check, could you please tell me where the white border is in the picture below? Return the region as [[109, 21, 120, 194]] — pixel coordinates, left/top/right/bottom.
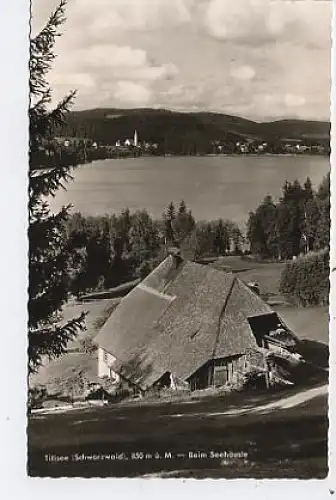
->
[[0, 0, 30, 492], [328, 0, 335, 493], [0, 0, 334, 497]]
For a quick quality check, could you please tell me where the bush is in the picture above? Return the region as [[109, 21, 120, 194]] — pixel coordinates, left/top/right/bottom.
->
[[279, 249, 329, 306], [28, 385, 48, 411], [79, 336, 98, 354]]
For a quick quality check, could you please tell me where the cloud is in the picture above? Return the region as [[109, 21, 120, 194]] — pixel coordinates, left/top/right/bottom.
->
[[157, 83, 209, 110], [52, 72, 96, 88], [54, 43, 177, 79], [230, 65, 256, 81], [49, 43, 178, 107], [202, 0, 331, 48], [284, 93, 306, 109], [203, 0, 292, 44], [64, 0, 194, 38], [113, 81, 152, 105], [33, 0, 331, 120]]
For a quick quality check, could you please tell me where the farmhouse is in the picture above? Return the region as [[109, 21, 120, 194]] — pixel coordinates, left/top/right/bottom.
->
[[95, 252, 299, 393]]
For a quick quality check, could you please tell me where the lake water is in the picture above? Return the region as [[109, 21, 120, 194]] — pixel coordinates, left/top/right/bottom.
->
[[49, 155, 330, 227]]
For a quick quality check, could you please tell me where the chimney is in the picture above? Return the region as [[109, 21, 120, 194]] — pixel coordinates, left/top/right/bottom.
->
[[248, 282, 260, 295], [168, 246, 183, 269]]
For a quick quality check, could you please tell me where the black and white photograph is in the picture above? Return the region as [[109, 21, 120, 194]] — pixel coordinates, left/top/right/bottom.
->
[[27, 0, 331, 479]]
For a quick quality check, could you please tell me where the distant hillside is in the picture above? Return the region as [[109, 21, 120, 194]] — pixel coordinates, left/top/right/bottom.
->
[[59, 108, 330, 152], [258, 119, 330, 141]]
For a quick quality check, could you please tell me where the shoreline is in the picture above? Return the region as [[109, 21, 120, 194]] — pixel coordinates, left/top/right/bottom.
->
[[94, 152, 328, 159], [78, 152, 330, 167], [34, 152, 330, 172]]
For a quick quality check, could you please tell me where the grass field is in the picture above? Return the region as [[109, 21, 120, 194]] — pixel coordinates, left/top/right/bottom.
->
[[215, 256, 329, 346], [27, 389, 328, 478], [29, 299, 119, 397], [274, 306, 329, 344], [213, 256, 286, 296]]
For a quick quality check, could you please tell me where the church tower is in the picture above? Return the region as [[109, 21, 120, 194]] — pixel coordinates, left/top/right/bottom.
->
[[133, 129, 138, 147]]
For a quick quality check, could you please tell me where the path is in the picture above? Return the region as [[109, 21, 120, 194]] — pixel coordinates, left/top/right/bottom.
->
[[166, 383, 328, 419], [31, 383, 328, 418]]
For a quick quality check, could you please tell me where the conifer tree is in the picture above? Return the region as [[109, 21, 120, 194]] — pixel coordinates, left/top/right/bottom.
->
[[247, 195, 278, 258], [315, 173, 330, 249], [163, 202, 176, 245], [29, 0, 85, 374], [174, 201, 195, 243]]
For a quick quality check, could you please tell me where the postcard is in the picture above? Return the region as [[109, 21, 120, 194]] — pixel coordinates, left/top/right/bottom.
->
[[27, 0, 331, 481]]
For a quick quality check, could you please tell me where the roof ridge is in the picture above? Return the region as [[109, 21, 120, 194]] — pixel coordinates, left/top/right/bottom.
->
[[137, 283, 176, 302], [211, 275, 237, 360], [162, 258, 187, 293]]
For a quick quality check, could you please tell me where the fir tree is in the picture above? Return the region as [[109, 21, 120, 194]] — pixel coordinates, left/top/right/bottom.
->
[[213, 219, 226, 255], [174, 201, 195, 244], [163, 201, 176, 245], [178, 200, 187, 215], [166, 201, 176, 220], [303, 177, 314, 200], [277, 181, 304, 258], [247, 195, 278, 258], [315, 173, 330, 249], [29, 0, 86, 374]]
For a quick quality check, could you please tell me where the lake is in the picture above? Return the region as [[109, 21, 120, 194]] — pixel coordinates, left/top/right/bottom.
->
[[49, 155, 330, 227]]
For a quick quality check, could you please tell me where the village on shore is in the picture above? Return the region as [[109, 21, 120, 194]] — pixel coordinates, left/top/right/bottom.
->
[[49, 128, 328, 161]]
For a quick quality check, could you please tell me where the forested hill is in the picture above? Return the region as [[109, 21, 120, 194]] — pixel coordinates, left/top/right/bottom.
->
[[59, 107, 330, 151]]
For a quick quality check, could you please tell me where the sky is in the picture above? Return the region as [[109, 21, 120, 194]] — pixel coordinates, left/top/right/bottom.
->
[[32, 0, 332, 122]]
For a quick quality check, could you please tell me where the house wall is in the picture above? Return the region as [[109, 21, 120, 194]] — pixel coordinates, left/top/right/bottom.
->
[[97, 347, 121, 383], [98, 348, 143, 396], [215, 351, 270, 387], [188, 361, 213, 391], [213, 355, 244, 386], [98, 347, 109, 378], [189, 348, 270, 390]]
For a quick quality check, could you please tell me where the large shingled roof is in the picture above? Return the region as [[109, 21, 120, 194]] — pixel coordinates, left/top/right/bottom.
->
[[95, 255, 274, 390]]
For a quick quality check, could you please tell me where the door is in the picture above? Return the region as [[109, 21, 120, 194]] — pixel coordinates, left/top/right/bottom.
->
[[214, 364, 229, 386]]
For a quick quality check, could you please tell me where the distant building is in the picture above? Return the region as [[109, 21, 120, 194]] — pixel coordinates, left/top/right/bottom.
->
[[295, 144, 309, 153], [134, 129, 138, 147], [240, 144, 249, 153], [122, 131, 139, 148], [257, 142, 268, 152], [53, 136, 93, 149]]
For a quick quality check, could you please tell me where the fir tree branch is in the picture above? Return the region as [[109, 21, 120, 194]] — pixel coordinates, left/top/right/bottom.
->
[[29, 158, 76, 205], [28, 313, 87, 374], [32, 0, 67, 47], [30, 1, 67, 97]]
